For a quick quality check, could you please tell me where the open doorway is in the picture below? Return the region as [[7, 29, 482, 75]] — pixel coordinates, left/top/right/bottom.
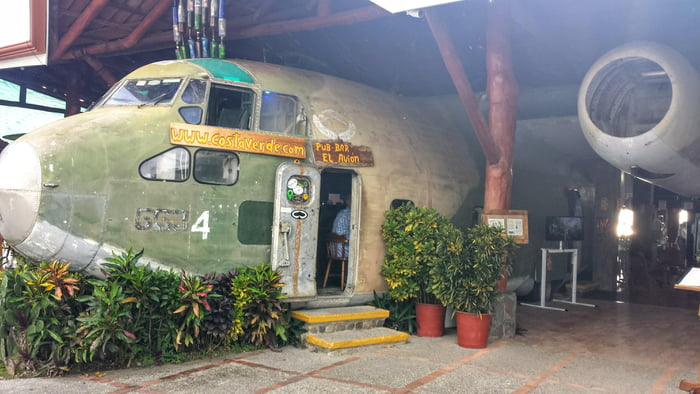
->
[[317, 169, 355, 295]]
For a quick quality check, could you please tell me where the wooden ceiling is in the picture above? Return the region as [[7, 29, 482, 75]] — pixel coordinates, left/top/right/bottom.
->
[[2, 0, 700, 108]]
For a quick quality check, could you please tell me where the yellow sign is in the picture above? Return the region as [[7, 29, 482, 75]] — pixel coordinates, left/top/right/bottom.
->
[[170, 122, 306, 159]]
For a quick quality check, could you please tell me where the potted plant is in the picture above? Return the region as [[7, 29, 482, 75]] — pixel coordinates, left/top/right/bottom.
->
[[380, 204, 463, 337], [431, 224, 516, 348]]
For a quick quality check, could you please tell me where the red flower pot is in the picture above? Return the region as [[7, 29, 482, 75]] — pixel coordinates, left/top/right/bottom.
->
[[415, 302, 446, 337], [455, 311, 491, 348]]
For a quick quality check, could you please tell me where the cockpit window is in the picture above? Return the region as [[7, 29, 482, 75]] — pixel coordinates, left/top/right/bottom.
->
[[181, 79, 207, 104], [102, 78, 182, 107], [139, 147, 190, 182], [260, 92, 305, 135], [206, 84, 254, 130]]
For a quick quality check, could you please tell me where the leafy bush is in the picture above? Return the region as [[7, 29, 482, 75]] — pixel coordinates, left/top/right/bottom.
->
[[381, 204, 463, 303], [0, 261, 84, 376], [75, 250, 184, 366], [173, 271, 215, 351], [369, 291, 416, 334], [0, 251, 294, 376], [230, 263, 287, 347], [75, 278, 137, 364], [96, 249, 181, 363], [431, 224, 516, 315], [200, 270, 237, 347]]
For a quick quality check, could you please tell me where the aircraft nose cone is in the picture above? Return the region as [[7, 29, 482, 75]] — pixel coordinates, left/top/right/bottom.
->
[[0, 141, 41, 244]]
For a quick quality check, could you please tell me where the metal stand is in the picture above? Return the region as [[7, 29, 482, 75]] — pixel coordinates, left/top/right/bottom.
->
[[521, 242, 596, 311]]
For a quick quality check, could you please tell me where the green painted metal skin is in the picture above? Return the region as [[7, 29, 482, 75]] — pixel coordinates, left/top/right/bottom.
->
[[1, 59, 482, 305]]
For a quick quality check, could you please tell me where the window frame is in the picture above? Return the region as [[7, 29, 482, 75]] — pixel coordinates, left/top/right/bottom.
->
[[193, 148, 240, 186], [205, 83, 256, 130], [259, 91, 306, 136], [138, 146, 191, 182]]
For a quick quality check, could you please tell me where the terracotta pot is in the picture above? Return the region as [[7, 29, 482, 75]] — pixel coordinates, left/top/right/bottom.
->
[[415, 302, 446, 337], [455, 311, 491, 348]]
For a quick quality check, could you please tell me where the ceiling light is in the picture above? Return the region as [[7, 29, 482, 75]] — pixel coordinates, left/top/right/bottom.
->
[[369, 0, 463, 13]]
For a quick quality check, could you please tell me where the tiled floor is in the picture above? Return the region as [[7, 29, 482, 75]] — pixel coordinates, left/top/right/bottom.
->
[[0, 298, 697, 393]]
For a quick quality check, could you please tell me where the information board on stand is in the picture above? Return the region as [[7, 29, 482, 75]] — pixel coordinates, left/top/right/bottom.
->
[[483, 210, 529, 244]]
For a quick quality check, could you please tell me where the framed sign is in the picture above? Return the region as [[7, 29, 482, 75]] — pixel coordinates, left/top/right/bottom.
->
[[483, 209, 529, 244]]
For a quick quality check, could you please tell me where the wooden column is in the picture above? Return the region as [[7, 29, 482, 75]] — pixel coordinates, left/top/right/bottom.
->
[[426, 1, 517, 211], [483, 0, 518, 212]]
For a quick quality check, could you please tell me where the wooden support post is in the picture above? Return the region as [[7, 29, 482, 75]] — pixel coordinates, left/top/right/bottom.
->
[[425, 9, 500, 166], [484, 0, 518, 212], [426, 0, 517, 212]]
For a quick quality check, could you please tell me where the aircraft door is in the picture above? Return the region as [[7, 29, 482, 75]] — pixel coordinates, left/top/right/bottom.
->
[[271, 162, 320, 300]]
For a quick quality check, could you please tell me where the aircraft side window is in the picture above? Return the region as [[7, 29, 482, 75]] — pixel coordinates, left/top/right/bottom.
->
[[179, 106, 203, 124], [139, 147, 190, 182], [181, 79, 207, 104], [193, 149, 239, 185], [390, 199, 414, 209], [260, 92, 305, 135], [206, 84, 254, 130]]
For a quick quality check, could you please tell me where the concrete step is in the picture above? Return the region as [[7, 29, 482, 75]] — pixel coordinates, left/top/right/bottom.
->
[[291, 305, 389, 334], [291, 306, 408, 352], [305, 327, 409, 351]]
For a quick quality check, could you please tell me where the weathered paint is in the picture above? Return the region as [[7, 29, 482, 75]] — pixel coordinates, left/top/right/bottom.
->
[[0, 58, 482, 306]]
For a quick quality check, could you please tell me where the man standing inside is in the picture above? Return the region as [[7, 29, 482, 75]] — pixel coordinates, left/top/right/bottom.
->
[[331, 194, 351, 257]]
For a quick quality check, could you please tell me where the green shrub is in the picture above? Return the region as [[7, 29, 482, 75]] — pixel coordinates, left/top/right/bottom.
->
[[431, 224, 516, 315], [381, 204, 463, 303], [368, 291, 416, 334], [173, 271, 215, 351], [0, 251, 297, 375], [98, 249, 181, 363], [0, 261, 84, 376], [200, 270, 237, 348], [230, 264, 287, 348]]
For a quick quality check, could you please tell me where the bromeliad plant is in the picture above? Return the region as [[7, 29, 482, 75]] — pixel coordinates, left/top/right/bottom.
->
[[431, 224, 516, 316], [380, 204, 464, 304]]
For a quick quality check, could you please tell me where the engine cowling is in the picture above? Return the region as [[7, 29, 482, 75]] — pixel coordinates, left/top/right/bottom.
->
[[578, 41, 700, 197]]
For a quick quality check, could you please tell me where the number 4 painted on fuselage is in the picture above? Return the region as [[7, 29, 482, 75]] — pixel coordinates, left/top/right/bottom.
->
[[191, 211, 211, 240]]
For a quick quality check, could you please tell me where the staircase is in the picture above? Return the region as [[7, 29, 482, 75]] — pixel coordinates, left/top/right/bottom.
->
[[291, 305, 409, 352]]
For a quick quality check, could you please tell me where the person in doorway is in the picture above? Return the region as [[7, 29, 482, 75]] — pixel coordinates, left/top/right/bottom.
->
[[331, 195, 351, 257]]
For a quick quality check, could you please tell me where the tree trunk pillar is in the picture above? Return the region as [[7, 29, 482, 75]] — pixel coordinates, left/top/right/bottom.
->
[[483, 0, 517, 212]]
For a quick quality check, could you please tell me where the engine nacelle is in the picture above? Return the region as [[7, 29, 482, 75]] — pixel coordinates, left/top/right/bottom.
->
[[578, 41, 700, 197]]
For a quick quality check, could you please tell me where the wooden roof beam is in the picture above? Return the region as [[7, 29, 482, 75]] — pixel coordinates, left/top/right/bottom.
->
[[51, 0, 110, 61], [83, 56, 118, 87], [60, 0, 171, 61], [425, 8, 501, 165], [61, 5, 390, 60], [235, 5, 390, 39]]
